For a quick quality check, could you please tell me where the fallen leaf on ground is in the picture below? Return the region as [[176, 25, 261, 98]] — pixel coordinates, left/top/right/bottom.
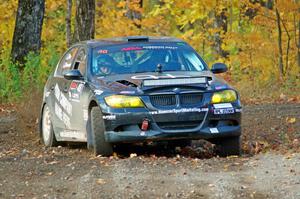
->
[[96, 178, 106, 185], [286, 117, 296, 124], [130, 153, 137, 158]]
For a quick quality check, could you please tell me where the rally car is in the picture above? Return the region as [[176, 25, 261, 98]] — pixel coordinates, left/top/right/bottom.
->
[[39, 36, 242, 156]]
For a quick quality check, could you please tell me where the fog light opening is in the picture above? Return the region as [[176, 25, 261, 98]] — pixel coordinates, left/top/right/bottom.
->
[[141, 119, 150, 131]]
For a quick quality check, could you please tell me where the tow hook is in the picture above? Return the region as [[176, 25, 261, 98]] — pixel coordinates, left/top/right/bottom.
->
[[141, 119, 150, 131]]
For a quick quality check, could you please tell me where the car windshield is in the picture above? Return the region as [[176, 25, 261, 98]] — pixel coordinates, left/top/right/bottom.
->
[[91, 42, 207, 76]]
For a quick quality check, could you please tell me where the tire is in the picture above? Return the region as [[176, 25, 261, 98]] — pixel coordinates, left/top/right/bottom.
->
[[41, 104, 58, 147], [210, 136, 241, 157], [90, 106, 113, 156]]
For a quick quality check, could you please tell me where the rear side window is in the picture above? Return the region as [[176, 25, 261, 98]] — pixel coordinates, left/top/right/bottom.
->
[[55, 47, 78, 76], [73, 48, 87, 76]]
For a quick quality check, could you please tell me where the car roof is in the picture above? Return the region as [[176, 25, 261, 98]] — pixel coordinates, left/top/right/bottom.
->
[[75, 36, 185, 48]]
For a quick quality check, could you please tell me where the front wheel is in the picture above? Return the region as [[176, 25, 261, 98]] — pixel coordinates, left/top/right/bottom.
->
[[210, 136, 241, 157], [41, 104, 58, 147], [90, 106, 113, 156]]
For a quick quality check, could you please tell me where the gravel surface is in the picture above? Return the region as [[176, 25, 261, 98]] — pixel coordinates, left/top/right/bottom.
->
[[0, 103, 299, 199]]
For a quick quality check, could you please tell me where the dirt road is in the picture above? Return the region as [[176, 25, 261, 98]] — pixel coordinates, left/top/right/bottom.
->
[[0, 104, 299, 199]]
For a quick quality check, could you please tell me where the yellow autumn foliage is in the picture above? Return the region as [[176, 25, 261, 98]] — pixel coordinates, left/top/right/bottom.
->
[[0, 0, 299, 101]]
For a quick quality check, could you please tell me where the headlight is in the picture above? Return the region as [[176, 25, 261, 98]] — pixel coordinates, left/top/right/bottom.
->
[[211, 90, 237, 104], [104, 95, 144, 108]]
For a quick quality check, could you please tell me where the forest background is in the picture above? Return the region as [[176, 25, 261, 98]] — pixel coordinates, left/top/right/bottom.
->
[[0, 0, 299, 104]]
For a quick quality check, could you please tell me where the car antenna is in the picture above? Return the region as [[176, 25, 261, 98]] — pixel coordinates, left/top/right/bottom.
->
[[156, 63, 163, 73]]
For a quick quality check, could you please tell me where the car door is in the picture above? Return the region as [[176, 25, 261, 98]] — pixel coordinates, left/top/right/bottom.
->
[[65, 47, 88, 141], [50, 46, 79, 134]]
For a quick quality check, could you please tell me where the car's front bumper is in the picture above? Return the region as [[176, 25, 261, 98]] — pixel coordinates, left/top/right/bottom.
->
[[105, 125, 241, 143], [102, 103, 242, 143]]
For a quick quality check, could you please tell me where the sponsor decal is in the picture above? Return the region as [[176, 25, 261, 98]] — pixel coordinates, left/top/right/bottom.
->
[[55, 102, 71, 128], [77, 83, 84, 93], [55, 84, 72, 115], [120, 90, 136, 94], [69, 81, 85, 102], [98, 49, 108, 54], [69, 92, 80, 102], [210, 128, 219, 133], [70, 81, 78, 89], [143, 77, 207, 87], [121, 47, 142, 51], [131, 74, 191, 80], [149, 108, 208, 115], [83, 109, 88, 121], [103, 115, 116, 120], [213, 103, 233, 109], [94, 89, 103, 95], [142, 46, 178, 50], [213, 103, 234, 115]]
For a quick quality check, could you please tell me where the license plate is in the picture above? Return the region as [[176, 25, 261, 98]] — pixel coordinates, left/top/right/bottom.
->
[[214, 108, 235, 115]]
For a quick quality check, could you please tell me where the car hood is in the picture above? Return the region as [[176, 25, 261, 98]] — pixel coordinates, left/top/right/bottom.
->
[[90, 71, 230, 94]]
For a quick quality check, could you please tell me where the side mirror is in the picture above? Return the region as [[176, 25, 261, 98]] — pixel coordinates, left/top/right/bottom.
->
[[211, 63, 228, 74], [63, 70, 83, 80]]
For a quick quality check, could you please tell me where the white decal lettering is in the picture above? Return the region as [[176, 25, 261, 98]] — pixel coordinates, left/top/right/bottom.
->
[[95, 89, 103, 95], [131, 74, 191, 80], [210, 128, 219, 133], [149, 108, 208, 115], [83, 109, 88, 121], [77, 83, 84, 93], [54, 84, 60, 100], [142, 46, 178, 50], [54, 84, 72, 115], [103, 115, 116, 120], [55, 102, 71, 128], [213, 103, 233, 109], [120, 90, 136, 94], [60, 93, 72, 115]]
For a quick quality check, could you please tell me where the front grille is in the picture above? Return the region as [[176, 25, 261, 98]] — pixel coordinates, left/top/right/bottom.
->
[[150, 95, 176, 107], [180, 93, 203, 105], [150, 93, 203, 107], [157, 121, 202, 130]]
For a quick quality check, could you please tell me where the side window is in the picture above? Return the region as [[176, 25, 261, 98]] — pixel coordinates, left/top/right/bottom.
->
[[56, 47, 78, 76], [73, 48, 87, 76]]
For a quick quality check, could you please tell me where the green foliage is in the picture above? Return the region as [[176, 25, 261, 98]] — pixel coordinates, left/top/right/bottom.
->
[[0, 47, 60, 102], [0, 58, 21, 101]]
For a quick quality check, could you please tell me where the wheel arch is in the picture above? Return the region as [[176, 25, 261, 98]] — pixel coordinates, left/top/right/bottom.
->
[[88, 100, 99, 115]]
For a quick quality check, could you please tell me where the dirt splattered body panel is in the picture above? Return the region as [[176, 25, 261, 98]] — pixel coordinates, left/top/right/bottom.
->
[[40, 36, 242, 145]]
